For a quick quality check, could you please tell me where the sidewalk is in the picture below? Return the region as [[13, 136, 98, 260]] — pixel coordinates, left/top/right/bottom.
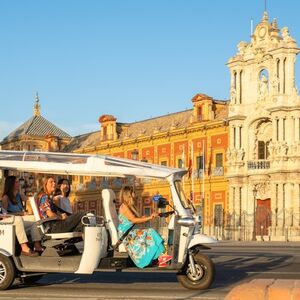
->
[[209, 240, 300, 248]]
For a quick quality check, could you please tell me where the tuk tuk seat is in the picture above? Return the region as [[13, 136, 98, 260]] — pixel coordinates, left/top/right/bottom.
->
[[102, 189, 126, 252], [29, 196, 82, 239]]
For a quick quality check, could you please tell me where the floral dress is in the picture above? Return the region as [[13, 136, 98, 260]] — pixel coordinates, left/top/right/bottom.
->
[[118, 214, 164, 268]]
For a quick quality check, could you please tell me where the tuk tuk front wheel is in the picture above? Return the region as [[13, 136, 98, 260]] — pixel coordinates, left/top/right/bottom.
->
[[0, 254, 16, 290], [177, 252, 215, 290]]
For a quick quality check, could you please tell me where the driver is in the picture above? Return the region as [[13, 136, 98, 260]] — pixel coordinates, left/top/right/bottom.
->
[[118, 185, 172, 268]]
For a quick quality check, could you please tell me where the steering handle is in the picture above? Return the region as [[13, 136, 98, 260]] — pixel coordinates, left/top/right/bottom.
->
[[158, 211, 175, 218]]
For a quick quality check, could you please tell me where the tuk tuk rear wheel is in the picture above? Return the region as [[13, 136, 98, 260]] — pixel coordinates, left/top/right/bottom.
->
[[177, 253, 215, 290], [0, 254, 16, 290]]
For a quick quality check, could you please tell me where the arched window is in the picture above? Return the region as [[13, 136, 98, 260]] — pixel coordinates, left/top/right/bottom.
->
[[276, 59, 280, 92], [233, 71, 237, 89]]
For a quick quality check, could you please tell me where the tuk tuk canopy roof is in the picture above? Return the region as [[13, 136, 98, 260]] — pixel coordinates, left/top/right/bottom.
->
[[0, 150, 186, 179]]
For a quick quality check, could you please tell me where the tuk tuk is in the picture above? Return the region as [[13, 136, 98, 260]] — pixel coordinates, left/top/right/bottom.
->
[[0, 150, 216, 290]]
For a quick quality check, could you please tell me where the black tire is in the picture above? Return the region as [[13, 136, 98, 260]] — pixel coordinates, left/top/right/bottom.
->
[[0, 254, 16, 290], [177, 252, 215, 290], [20, 274, 43, 285]]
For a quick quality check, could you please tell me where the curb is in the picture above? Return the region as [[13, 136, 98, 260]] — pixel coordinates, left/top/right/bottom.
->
[[225, 279, 300, 300]]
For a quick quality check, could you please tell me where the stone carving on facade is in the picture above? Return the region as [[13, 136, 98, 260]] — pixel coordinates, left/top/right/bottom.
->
[[230, 87, 236, 103], [289, 141, 300, 156], [267, 141, 276, 159], [281, 27, 296, 44], [271, 76, 279, 94], [237, 148, 245, 161], [253, 181, 271, 200], [258, 75, 269, 101]]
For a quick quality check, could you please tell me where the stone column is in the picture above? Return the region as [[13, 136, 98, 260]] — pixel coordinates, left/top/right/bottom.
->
[[270, 183, 277, 238], [278, 118, 283, 142], [279, 58, 285, 94], [287, 117, 294, 145], [272, 118, 277, 141], [236, 126, 240, 150], [277, 183, 284, 235], [236, 70, 241, 103], [292, 183, 299, 230], [295, 117, 299, 142], [230, 126, 234, 149], [286, 183, 294, 227]]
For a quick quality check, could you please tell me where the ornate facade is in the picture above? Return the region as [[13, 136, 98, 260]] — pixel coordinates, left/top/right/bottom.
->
[[227, 12, 300, 240], [1, 94, 71, 152], [66, 94, 229, 234]]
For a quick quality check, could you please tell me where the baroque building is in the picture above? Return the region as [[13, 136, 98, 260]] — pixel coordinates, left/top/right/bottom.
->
[[226, 12, 300, 240], [1, 94, 71, 152], [0, 94, 71, 196], [65, 94, 229, 235]]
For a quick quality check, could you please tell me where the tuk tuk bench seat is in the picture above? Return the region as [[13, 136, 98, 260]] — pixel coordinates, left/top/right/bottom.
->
[[29, 196, 82, 240]]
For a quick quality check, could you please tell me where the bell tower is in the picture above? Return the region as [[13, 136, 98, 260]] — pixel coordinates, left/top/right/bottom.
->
[[227, 11, 299, 110]]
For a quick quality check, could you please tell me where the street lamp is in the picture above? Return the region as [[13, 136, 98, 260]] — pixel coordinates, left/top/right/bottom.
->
[[252, 186, 258, 241]]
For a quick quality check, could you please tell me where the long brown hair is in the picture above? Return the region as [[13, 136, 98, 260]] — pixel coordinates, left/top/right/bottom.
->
[[54, 178, 71, 197], [2, 176, 17, 204], [119, 186, 140, 217]]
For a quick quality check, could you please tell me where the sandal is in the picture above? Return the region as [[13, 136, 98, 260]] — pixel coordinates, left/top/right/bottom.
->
[[34, 246, 45, 253], [21, 249, 39, 257], [158, 254, 172, 267]]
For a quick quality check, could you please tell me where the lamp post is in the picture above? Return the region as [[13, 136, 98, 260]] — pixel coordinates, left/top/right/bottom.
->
[[252, 186, 258, 241]]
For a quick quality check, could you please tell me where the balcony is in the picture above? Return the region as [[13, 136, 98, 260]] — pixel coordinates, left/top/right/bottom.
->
[[247, 160, 270, 170], [212, 167, 224, 176]]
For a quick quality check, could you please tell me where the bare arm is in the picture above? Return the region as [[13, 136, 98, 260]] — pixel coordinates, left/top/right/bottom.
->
[[1, 195, 24, 216], [120, 204, 157, 224]]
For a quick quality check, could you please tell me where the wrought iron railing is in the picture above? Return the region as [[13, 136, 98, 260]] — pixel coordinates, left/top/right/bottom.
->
[[247, 160, 270, 169]]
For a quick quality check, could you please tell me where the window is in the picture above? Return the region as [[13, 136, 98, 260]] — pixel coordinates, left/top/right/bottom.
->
[[258, 141, 270, 159], [160, 161, 167, 166], [214, 204, 223, 227], [215, 153, 223, 167], [196, 156, 204, 170], [197, 106, 202, 122], [178, 158, 184, 168]]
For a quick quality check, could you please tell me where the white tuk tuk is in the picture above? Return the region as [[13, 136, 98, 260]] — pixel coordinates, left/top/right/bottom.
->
[[0, 150, 217, 290]]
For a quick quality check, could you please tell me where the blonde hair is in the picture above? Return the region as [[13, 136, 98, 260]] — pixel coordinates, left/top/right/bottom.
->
[[119, 186, 140, 217], [37, 176, 55, 201]]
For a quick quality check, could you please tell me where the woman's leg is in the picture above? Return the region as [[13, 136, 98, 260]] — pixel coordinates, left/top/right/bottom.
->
[[49, 213, 85, 233]]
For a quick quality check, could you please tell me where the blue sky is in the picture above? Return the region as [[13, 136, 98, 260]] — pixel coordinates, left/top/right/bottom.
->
[[1, 0, 300, 140]]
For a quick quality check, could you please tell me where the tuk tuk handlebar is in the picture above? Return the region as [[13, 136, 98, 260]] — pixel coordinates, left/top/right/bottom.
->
[[158, 211, 175, 218]]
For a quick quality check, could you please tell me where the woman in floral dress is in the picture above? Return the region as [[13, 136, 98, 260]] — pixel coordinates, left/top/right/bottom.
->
[[117, 186, 172, 268]]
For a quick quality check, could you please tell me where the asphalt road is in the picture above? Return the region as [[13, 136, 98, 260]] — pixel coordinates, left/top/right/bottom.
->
[[1, 242, 300, 300]]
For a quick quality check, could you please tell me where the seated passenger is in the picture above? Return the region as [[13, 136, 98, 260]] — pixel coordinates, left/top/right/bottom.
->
[[38, 176, 84, 233], [1, 176, 43, 253], [53, 178, 73, 215], [0, 211, 38, 257], [117, 186, 172, 268]]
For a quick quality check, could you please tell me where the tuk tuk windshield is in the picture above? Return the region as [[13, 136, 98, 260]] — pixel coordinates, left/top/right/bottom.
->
[[174, 180, 191, 209]]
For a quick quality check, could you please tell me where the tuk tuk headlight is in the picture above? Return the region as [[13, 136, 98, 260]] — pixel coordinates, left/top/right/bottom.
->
[[178, 217, 195, 227]]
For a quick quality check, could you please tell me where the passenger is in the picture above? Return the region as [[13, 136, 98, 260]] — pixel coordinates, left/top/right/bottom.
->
[[1, 176, 43, 253], [117, 186, 172, 268], [38, 176, 85, 233], [53, 178, 73, 215]]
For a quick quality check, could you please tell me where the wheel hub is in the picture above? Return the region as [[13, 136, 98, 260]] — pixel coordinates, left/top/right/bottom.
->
[[186, 263, 205, 281], [0, 262, 7, 284]]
